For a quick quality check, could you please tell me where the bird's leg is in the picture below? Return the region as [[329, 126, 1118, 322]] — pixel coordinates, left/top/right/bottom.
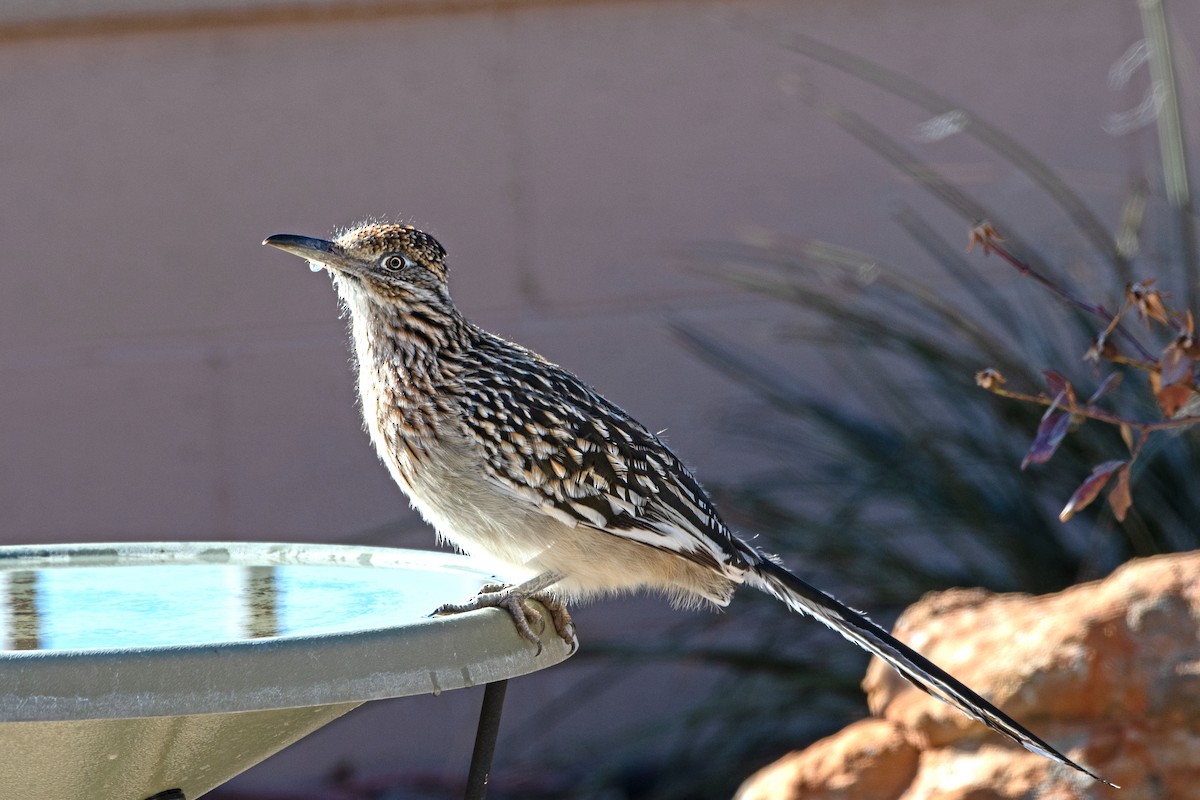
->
[[434, 571, 576, 654]]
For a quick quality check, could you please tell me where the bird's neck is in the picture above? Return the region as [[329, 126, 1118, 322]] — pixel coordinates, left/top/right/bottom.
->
[[337, 280, 469, 473]]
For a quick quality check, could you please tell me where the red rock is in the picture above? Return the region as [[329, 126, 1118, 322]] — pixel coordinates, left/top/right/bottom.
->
[[736, 553, 1200, 800], [734, 718, 918, 800]]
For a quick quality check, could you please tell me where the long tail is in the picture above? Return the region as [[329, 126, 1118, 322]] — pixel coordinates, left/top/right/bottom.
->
[[746, 558, 1114, 787]]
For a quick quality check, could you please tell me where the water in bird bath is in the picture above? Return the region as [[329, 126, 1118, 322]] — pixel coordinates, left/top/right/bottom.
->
[[0, 546, 495, 652]]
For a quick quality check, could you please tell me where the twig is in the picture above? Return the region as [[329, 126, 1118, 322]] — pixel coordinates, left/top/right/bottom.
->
[[968, 223, 1158, 361], [979, 383, 1200, 433]]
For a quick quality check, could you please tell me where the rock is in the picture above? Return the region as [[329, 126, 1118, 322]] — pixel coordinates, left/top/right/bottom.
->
[[736, 552, 1200, 800], [734, 718, 918, 800]]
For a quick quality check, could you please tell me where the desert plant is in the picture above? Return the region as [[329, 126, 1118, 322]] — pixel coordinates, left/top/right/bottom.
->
[[969, 222, 1200, 524], [677, 4, 1199, 586], [570, 7, 1199, 798]]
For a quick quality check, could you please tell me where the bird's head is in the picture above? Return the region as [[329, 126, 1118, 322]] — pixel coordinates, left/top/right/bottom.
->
[[263, 222, 451, 310]]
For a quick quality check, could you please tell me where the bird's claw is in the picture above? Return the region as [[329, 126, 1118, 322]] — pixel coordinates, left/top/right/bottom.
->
[[434, 583, 577, 656], [532, 591, 578, 654]]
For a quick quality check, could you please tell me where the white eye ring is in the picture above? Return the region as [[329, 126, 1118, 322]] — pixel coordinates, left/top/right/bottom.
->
[[381, 254, 414, 271]]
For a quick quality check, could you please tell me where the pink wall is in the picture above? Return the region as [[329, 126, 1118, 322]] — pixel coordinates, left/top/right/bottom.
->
[[1, 0, 1194, 792]]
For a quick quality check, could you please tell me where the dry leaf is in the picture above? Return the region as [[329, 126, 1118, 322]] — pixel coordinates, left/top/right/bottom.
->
[[1179, 332, 1200, 360], [966, 221, 1004, 255], [1059, 460, 1126, 522], [1084, 336, 1120, 364], [1119, 423, 1134, 453], [1156, 383, 1193, 417], [1109, 464, 1133, 522], [1087, 372, 1124, 404], [1159, 339, 1194, 387], [1127, 279, 1170, 326], [1023, 397, 1072, 469], [1043, 370, 1076, 405]]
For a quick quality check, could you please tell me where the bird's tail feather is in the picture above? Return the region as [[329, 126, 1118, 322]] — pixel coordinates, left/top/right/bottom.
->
[[746, 558, 1114, 787]]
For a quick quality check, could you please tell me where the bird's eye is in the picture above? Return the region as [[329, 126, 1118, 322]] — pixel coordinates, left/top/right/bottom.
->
[[381, 254, 412, 271]]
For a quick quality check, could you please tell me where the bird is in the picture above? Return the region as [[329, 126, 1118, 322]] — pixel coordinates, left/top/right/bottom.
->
[[264, 221, 1111, 786]]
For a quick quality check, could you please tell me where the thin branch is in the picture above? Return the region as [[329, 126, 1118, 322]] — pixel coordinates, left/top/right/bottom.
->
[[970, 224, 1158, 362], [979, 383, 1200, 433]]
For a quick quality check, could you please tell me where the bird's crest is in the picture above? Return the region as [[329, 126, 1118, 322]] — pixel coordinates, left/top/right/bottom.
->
[[336, 222, 449, 280]]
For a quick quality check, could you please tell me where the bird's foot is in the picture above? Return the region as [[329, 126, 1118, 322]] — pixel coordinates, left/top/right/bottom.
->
[[434, 582, 577, 655]]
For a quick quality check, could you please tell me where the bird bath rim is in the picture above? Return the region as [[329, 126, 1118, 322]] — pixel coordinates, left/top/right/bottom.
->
[[0, 541, 572, 721]]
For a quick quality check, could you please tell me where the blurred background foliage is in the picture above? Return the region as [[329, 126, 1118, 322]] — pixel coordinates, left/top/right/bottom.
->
[[514, 6, 1200, 799]]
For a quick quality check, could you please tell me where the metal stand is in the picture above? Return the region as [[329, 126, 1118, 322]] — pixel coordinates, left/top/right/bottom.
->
[[138, 682, 511, 800], [464, 679, 508, 800]]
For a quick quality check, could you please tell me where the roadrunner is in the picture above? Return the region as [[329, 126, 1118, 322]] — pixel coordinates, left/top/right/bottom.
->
[[264, 222, 1110, 785]]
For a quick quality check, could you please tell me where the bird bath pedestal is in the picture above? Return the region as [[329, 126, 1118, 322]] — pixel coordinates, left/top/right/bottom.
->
[[0, 542, 572, 799]]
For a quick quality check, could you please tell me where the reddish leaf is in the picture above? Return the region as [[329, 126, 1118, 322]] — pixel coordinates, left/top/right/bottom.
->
[[1156, 383, 1193, 417], [1059, 460, 1126, 522], [1086, 372, 1123, 405], [1109, 464, 1133, 522], [1022, 400, 1071, 469], [1043, 371, 1076, 405]]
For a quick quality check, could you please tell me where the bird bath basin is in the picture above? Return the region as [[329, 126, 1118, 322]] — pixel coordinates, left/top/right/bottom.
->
[[0, 541, 572, 799]]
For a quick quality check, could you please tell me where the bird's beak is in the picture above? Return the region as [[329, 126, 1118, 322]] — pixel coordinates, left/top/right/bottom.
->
[[262, 233, 353, 273]]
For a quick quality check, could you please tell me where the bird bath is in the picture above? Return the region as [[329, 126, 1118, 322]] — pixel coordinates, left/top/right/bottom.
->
[[0, 541, 573, 799]]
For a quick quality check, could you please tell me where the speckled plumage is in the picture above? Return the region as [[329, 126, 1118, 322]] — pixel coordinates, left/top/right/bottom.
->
[[320, 222, 755, 606], [263, 222, 1109, 786]]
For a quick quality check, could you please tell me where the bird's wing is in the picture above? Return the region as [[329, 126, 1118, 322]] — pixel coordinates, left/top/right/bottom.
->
[[456, 337, 750, 572]]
